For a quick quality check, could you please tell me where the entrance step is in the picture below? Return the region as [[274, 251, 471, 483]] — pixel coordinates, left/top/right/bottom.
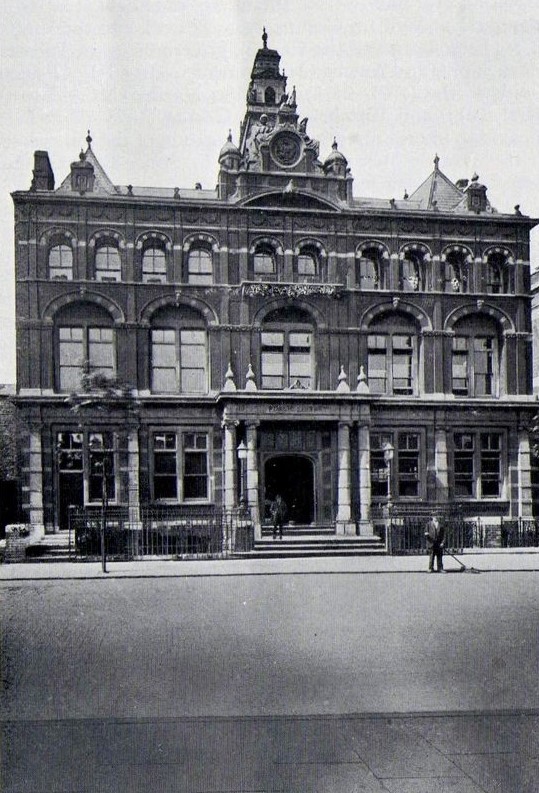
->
[[25, 531, 73, 562], [236, 533, 387, 559]]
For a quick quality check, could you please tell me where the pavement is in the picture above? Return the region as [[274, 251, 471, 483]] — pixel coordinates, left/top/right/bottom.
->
[[2, 553, 538, 792], [1, 548, 538, 579]]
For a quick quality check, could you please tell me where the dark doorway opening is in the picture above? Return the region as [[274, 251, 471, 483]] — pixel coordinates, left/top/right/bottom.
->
[[58, 472, 84, 531], [264, 455, 315, 524]]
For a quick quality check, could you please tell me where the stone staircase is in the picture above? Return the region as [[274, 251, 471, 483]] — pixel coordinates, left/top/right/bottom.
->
[[25, 531, 73, 562], [20, 529, 386, 562], [235, 529, 386, 559]]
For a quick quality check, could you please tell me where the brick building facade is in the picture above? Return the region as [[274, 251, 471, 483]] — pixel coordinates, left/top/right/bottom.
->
[[12, 32, 538, 539]]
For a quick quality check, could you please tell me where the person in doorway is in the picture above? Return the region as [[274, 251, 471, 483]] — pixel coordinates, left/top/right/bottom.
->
[[271, 494, 287, 540], [425, 512, 445, 572]]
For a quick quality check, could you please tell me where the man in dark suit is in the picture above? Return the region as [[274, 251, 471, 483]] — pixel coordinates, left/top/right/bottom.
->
[[425, 513, 445, 572]]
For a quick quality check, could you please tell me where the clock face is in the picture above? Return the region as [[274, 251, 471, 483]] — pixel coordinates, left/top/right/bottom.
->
[[271, 132, 302, 167]]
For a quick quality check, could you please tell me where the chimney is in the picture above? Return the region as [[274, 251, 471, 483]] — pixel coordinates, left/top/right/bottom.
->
[[31, 151, 55, 191]]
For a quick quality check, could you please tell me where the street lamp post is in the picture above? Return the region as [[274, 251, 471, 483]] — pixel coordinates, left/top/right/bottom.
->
[[383, 441, 395, 554], [237, 440, 248, 510]]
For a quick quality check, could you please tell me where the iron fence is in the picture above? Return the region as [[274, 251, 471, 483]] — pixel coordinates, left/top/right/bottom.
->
[[68, 504, 254, 560], [385, 514, 539, 555], [500, 518, 539, 548]]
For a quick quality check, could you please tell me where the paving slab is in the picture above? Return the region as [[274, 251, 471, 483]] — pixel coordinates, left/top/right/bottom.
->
[[2, 713, 536, 793]]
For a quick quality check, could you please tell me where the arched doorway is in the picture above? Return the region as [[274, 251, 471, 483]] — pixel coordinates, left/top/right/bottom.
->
[[264, 455, 315, 525]]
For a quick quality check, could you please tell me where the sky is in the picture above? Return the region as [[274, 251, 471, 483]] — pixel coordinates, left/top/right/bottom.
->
[[1, 0, 538, 384]]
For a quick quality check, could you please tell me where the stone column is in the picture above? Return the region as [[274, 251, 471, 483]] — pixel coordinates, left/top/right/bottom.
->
[[518, 429, 533, 517], [357, 422, 373, 535], [222, 420, 238, 511], [28, 426, 45, 536], [434, 428, 449, 503], [246, 422, 261, 536], [336, 422, 355, 535], [127, 427, 141, 526]]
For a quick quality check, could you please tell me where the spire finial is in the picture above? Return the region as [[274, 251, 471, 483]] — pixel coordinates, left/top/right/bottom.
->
[[262, 27, 268, 48], [434, 153, 439, 171], [332, 137, 338, 150], [227, 128, 232, 142], [86, 130, 92, 147]]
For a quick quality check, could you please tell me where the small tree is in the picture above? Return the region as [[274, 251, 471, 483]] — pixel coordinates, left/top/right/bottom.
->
[[65, 371, 139, 571]]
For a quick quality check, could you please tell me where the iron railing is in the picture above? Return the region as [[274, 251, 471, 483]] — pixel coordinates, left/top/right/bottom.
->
[[384, 514, 539, 555], [68, 504, 254, 560], [500, 518, 539, 548]]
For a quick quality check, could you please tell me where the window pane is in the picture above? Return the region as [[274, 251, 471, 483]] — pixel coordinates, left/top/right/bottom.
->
[[183, 435, 208, 499], [454, 432, 475, 497], [401, 258, 420, 291], [59, 326, 84, 392], [474, 337, 494, 395], [180, 330, 206, 393], [153, 432, 177, 500], [188, 249, 213, 285], [359, 257, 378, 289], [392, 336, 413, 395], [142, 247, 167, 283], [297, 253, 316, 279], [289, 332, 311, 348], [49, 244, 73, 280], [254, 252, 275, 276], [95, 246, 121, 281], [88, 328, 115, 376], [151, 330, 177, 392], [261, 332, 283, 347]]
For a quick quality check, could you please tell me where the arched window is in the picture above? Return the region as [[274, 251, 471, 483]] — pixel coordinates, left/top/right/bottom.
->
[[485, 252, 513, 294], [357, 246, 387, 290], [49, 244, 73, 280], [265, 87, 276, 104], [142, 245, 167, 283], [444, 250, 469, 293], [253, 244, 277, 281], [295, 248, 318, 282], [187, 248, 213, 285], [451, 315, 500, 397], [150, 305, 208, 393], [399, 250, 426, 292], [95, 244, 121, 282], [367, 313, 419, 395], [260, 307, 314, 389], [55, 303, 116, 392]]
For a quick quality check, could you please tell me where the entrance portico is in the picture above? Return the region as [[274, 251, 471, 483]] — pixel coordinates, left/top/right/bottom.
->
[[220, 393, 373, 539]]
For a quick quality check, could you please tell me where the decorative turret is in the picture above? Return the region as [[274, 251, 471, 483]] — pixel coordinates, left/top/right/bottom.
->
[[245, 27, 288, 111], [70, 148, 95, 194], [218, 31, 354, 205], [465, 172, 488, 213], [218, 130, 241, 171], [323, 138, 348, 177]]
